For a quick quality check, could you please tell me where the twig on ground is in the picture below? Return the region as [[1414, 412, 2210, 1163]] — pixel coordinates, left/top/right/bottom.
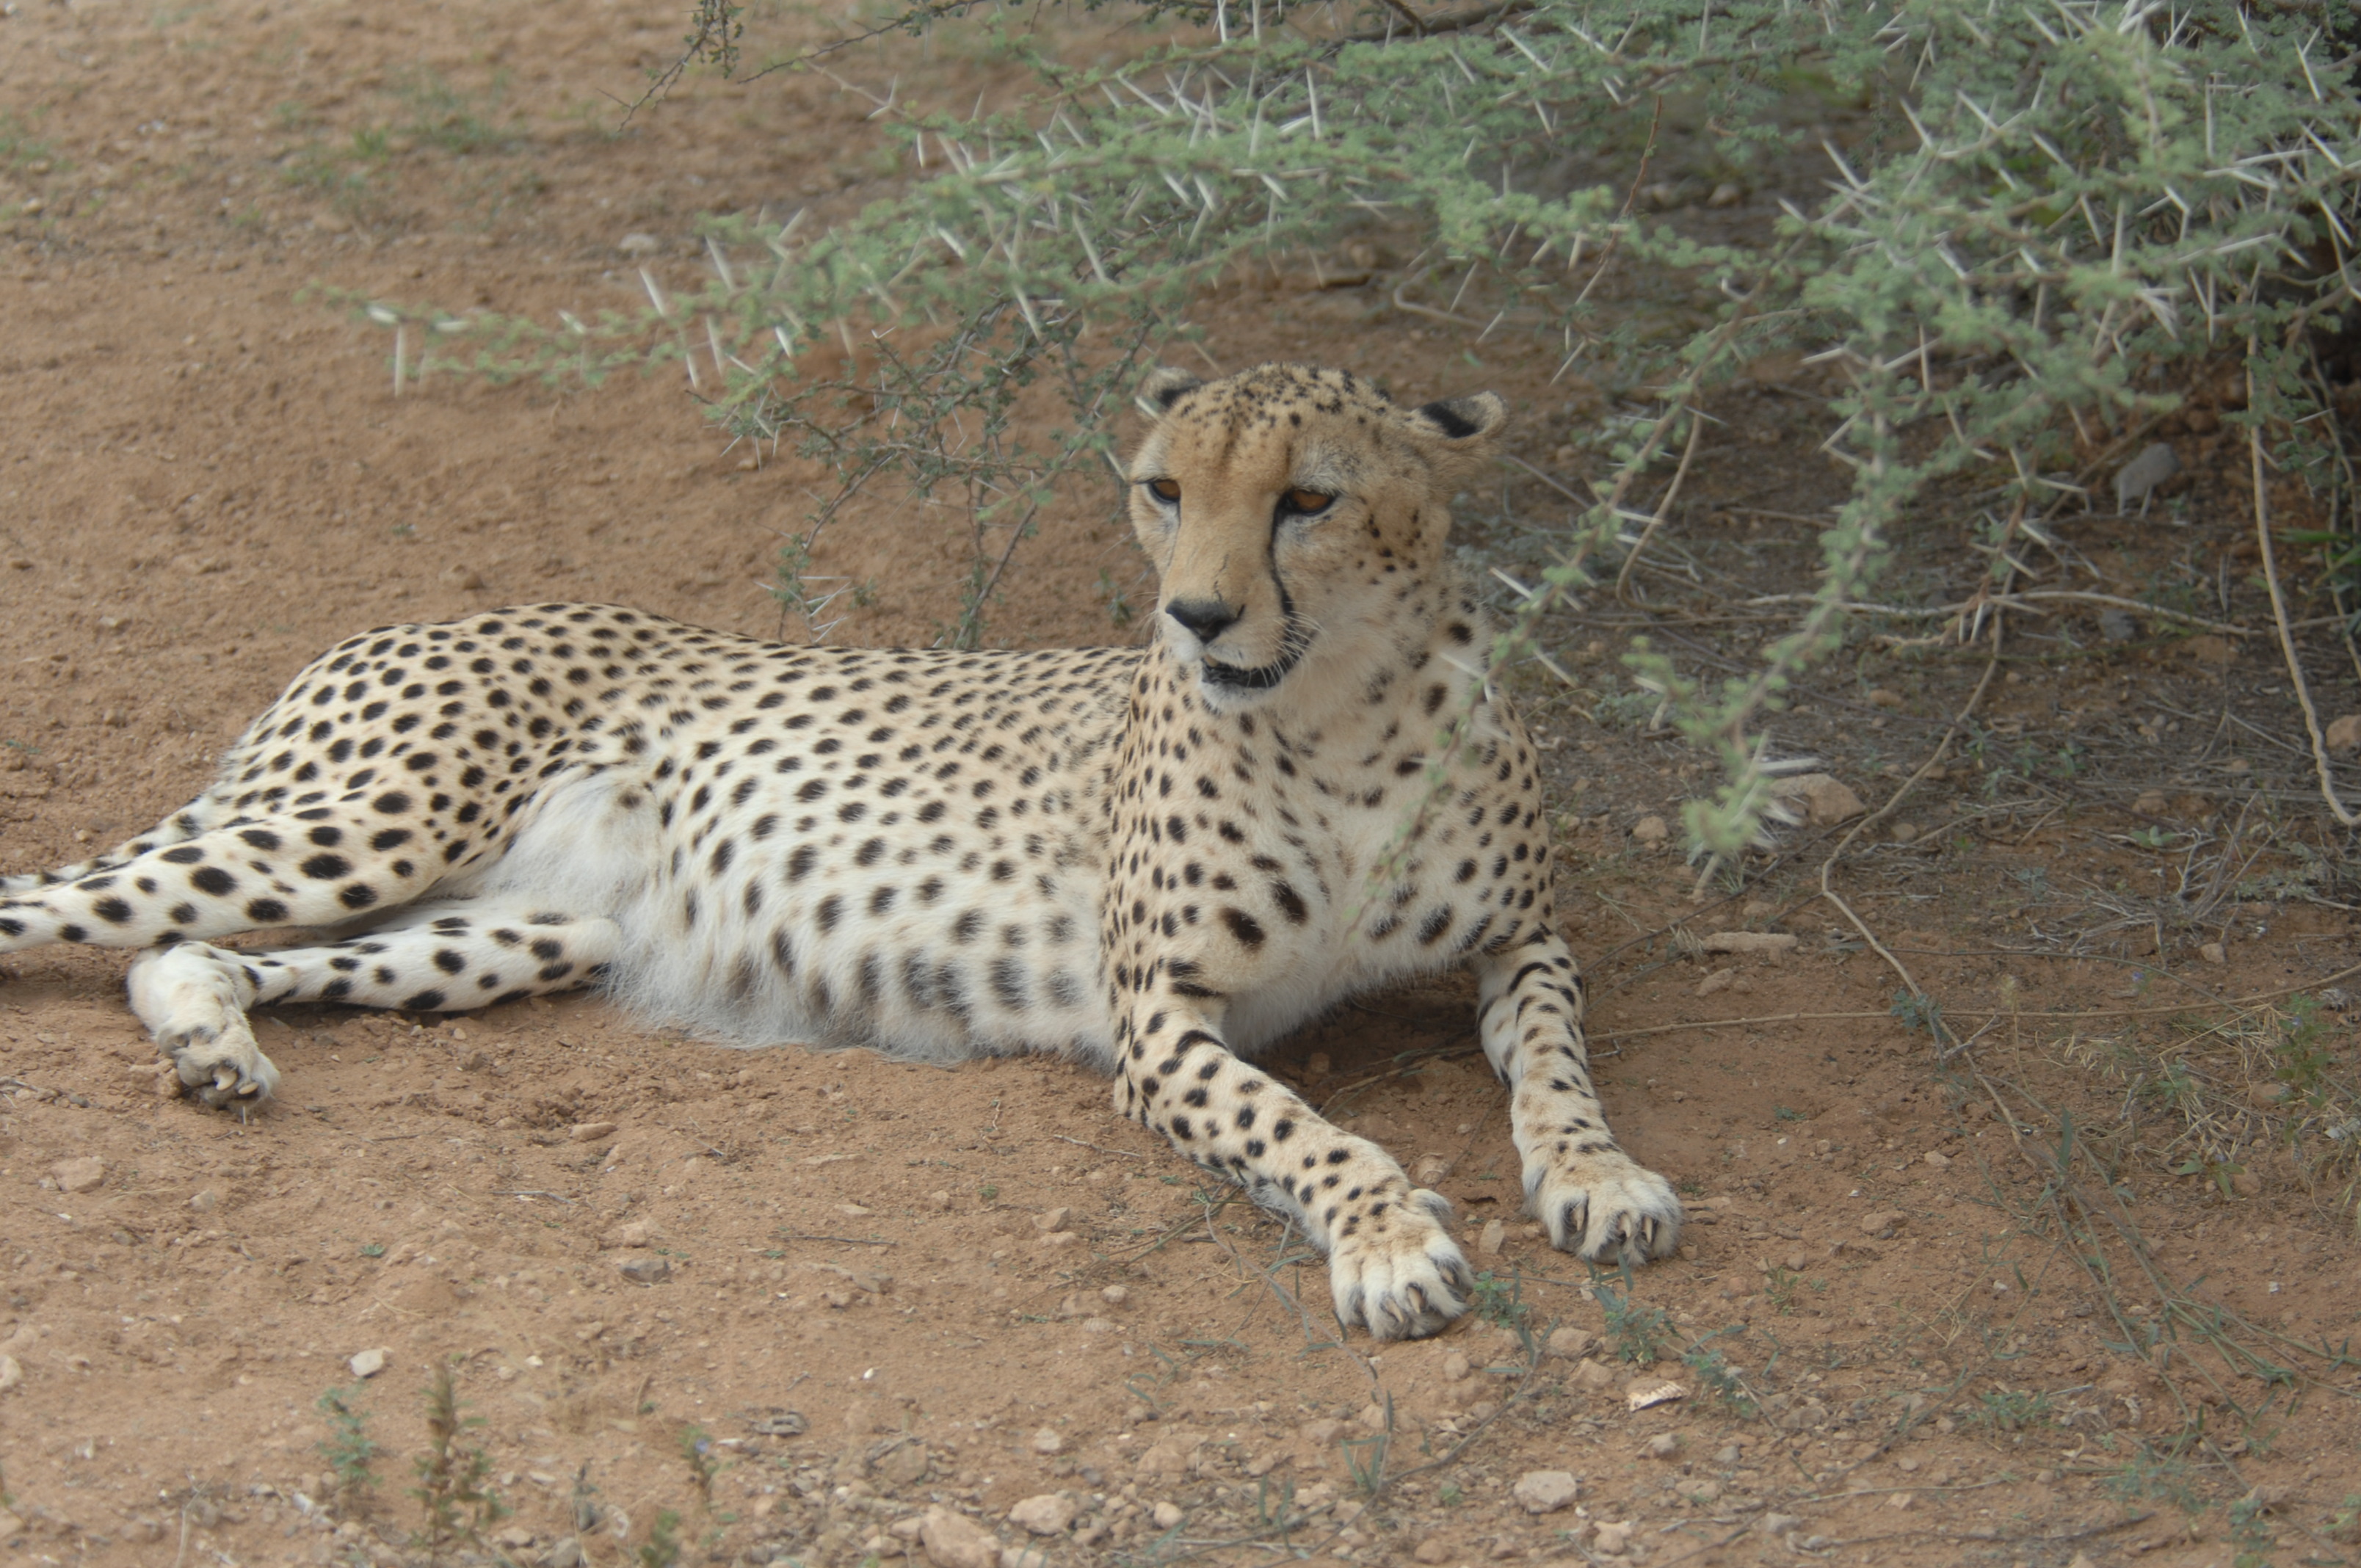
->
[[1052, 1134, 1146, 1159], [1818, 610, 2008, 1047], [1614, 407, 1706, 603], [1741, 588, 2254, 638], [2249, 359, 2359, 828], [1591, 959, 2361, 1043]]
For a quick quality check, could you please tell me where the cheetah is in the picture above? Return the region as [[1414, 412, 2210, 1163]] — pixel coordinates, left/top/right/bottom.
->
[[0, 363, 1680, 1339]]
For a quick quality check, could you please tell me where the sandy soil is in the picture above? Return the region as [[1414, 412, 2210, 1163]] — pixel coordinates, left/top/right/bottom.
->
[[3, 6, 2360, 1568]]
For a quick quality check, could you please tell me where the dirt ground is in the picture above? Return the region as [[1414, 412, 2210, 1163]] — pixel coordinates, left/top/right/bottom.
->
[[4, 6, 2361, 1568]]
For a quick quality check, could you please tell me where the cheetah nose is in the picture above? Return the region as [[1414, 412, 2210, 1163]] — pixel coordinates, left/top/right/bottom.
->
[[1164, 598, 1241, 645]]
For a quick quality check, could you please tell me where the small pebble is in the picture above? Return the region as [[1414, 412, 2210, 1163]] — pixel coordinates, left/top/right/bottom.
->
[[1029, 1428, 1064, 1456], [1150, 1502, 1183, 1531], [349, 1347, 388, 1379]]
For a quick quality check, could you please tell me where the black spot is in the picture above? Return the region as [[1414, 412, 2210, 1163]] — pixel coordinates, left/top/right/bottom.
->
[[372, 791, 413, 815], [92, 897, 134, 925], [191, 866, 237, 897], [302, 854, 351, 881], [404, 990, 447, 1012], [339, 884, 379, 910], [246, 898, 289, 923], [371, 828, 413, 851], [1221, 908, 1266, 948], [433, 949, 466, 974]]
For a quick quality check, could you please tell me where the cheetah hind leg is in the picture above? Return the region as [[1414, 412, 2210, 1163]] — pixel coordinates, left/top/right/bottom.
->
[[126, 899, 618, 1108]]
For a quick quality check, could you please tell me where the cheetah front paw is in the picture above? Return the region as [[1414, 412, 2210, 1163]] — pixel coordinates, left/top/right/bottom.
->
[[1528, 1151, 1682, 1265], [1327, 1188, 1473, 1341], [126, 944, 280, 1108]]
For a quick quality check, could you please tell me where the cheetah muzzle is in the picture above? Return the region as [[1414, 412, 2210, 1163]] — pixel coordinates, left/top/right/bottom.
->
[[0, 362, 1683, 1339]]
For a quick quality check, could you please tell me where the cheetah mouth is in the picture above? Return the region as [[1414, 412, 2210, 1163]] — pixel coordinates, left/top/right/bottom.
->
[[1199, 650, 1300, 692]]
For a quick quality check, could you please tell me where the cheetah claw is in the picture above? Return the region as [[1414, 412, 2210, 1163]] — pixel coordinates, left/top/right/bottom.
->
[[161, 1018, 281, 1107], [127, 943, 281, 1108], [1328, 1187, 1473, 1341], [1529, 1153, 1683, 1265]]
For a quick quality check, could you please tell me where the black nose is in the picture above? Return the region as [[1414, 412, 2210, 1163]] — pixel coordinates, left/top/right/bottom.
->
[[1165, 598, 1241, 644]]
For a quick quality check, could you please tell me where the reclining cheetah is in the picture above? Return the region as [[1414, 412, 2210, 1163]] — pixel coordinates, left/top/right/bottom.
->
[[0, 363, 1680, 1338]]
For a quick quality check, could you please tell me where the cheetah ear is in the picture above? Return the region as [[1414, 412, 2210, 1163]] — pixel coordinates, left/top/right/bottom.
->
[[1409, 391, 1509, 446], [1136, 366, 1203, 417]]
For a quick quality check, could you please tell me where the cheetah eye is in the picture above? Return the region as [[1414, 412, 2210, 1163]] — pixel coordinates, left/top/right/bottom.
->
[[1279, 489, 1336, 518], [1145, 478, 1181, 504]]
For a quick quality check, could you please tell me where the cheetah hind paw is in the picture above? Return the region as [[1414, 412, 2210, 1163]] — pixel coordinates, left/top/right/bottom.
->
[[1327, 1188, 1473, 1342], [1529, 1153, 1683, 1265], [126, 944, 282, 1108]]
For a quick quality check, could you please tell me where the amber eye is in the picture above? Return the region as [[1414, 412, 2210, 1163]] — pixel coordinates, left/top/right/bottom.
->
[[1280, 488, 1336, 516], [1146, 478, 1181, 504]]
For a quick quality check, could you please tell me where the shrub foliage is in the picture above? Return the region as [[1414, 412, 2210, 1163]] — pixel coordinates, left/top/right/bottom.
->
[[367, 0, 2361, 860]]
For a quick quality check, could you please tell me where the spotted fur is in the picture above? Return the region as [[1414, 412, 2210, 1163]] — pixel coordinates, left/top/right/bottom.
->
[[0, 363, 1680, 1339]]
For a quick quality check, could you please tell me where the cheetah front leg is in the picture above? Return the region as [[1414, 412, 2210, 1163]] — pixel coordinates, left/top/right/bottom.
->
[[1473, 928, 1683, 1263], [1116, 1002, 1473, 1340]]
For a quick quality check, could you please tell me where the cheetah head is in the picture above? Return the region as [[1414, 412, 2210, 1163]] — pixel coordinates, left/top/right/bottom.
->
[[1127, 363, 1507, 714]]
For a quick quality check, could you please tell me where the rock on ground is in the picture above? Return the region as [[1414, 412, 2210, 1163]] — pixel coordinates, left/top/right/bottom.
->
[[921, 1506, 1001, 1568], [1512, 1470, 1580, 1513]]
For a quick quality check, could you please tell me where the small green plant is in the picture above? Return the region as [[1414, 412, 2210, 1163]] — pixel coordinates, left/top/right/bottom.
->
[[2228, 1492, 2275, 1568], [2102, 1449, 2207, 1511], [1437, 1481, 1463, 1508], [2275, 998, 2332, 1099], [1096, 567, 1135, 628], [977, 1183, 998, 1202], [1773, 1106, 1804, 1122], [0, 113, 57, 174], [1971, 1387, 2053, 1433], [1593, 1271, 1672, 1365], [316, 1384, 380, 1499], [395, 68, 513, 156], [1762, 1266, 1800, 1315], [410, 1360, 507, 1564], [1890, 991, 1944, 1039], [637, 1508, 684, 1568], [1340, 1425, 1388, 1498], [358, 1241, 386, 1258], [1678, 1334, 1755, 1417], [1468, 1270, 1531, 1331], [679, 1423, 720, 1501]]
